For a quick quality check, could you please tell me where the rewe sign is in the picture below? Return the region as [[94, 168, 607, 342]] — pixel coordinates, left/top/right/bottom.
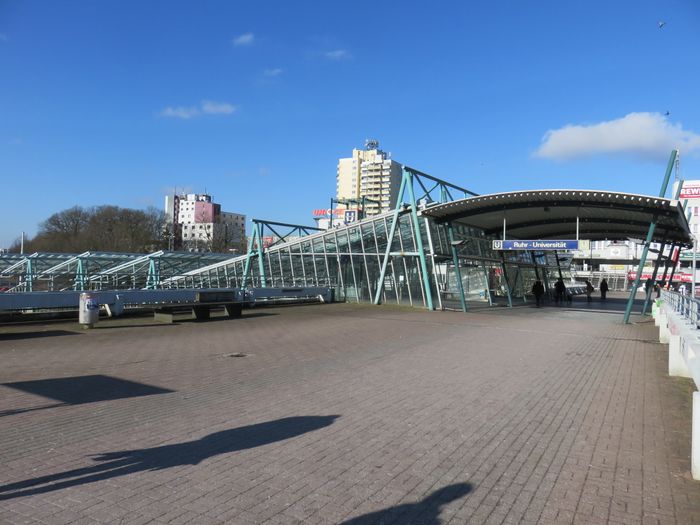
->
[[680, 181, 700, 199]]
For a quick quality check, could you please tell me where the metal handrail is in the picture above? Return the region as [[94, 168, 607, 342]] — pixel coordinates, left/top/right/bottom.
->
[[660, 289, 700, 328]]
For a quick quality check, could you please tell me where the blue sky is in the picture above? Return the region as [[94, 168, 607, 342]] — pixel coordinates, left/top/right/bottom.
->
[[1, 0, 700, 248]]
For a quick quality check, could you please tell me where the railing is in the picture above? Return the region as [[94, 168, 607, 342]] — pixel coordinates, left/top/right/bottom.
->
[[654, 289, 700, 479], [660, 289, 700, 328]]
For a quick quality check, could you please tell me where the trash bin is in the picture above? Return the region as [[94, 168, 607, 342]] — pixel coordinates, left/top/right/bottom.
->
[[79, 292, 99, 328]]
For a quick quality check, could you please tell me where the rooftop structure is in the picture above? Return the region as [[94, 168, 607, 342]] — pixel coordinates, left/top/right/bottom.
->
[[164, 193, 245, 252], [336, 140, 402, 216]]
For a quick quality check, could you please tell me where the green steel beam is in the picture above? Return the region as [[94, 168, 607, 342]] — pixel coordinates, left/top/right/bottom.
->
[[624, 149, 678, 323], [241, 226, 259, 288], [554, 252, 564, 281], [500, 253, 513, 308], [641, 240, 666, 315], [374, 166, 473, 308], [74, 258, 85, 291], [374, 175, 408, 305], [146, 258, 160, 289], [241, 219, 321, 288], [511, 265, 524, 303], [659, 243, 675, 286], [402, 165, 478, 198], [405, 171, 434, 310], [446, 222, 467, 312], [26, 258, 33, 292], [256, 223, 267, 288], [531, 252, 541, 281]]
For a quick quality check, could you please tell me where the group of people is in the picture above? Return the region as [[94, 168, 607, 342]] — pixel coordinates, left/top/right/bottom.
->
[[530, 278, 609, 307]]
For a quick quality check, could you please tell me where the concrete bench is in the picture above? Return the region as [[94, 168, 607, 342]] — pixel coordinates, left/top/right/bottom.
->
[[153, 291, 243, 323]]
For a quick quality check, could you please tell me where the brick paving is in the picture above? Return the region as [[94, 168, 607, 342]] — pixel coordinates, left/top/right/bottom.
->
[[0, 297, 699, 524]]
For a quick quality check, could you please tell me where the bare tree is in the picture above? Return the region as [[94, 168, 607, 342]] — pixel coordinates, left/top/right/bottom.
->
[[9, 205, 166, 254]]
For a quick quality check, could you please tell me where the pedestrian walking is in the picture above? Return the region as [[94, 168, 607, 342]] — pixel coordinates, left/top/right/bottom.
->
[[554, 278, 566, 305], [585, 280, 594, 302], [599, 278, 608, 300], [531, 280, 545, 307]]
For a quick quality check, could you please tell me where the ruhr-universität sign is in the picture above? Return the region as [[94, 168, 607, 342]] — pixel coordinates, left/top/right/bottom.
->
[[492, 240, 588, 251]]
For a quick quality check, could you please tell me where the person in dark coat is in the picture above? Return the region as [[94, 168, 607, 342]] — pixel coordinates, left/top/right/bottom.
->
[[585, 280, 594, 302], [531, 280, 545, 307], [600, 278, 609, 300], [554, 278, 566, 305]]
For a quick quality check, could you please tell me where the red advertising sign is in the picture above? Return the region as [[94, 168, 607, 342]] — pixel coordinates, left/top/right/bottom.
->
[[312, 208, 360, 217], [627, 271, 689, 282], [679, 181, 700, 199]]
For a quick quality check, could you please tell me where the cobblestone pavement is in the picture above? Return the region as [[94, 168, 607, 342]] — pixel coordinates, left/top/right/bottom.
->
[[0, 298, 699, 524]]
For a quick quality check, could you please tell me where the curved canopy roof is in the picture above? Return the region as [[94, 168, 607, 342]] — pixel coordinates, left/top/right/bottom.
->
[[420, 189, 692, 247]]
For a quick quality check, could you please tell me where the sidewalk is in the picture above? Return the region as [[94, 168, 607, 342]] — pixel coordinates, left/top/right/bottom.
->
[[0, 302, 698, 524]]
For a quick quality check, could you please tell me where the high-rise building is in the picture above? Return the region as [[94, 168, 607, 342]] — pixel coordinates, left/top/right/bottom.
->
[[164, 193, 246, 252], [336, 140, 402, 216]]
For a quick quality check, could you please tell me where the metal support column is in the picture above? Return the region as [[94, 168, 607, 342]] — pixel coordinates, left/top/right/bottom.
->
[[624, 149, 678, 323], [531, 252, 541, 281], [241, 225, 259, 288], [446, 222, 467, 312], [500, 253, 513, 308], [668, 247, 681, 288], [641, 241, 666, 315], [25, 258, 34, 292], [405, 172, 434, 310], [146, 258, 160, 289], [554, 251, 564, 281], [659, 244, 675, 287], [74, 258, 86, 291], [374, 175, 408, 305]]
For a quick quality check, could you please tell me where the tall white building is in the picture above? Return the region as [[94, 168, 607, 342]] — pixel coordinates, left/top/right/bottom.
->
[[164, 193, 245, 252], [336, 140, 402, 216]]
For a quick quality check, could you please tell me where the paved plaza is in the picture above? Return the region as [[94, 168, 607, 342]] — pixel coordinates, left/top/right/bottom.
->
[[1, 296, 699, 524]]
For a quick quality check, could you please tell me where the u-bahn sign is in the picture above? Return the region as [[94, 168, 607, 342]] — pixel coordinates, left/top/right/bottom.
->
[[492, 240, 584, 251]]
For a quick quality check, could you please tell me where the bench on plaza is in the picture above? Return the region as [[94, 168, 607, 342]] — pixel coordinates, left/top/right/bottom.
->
[[153, 291, 243, 323]]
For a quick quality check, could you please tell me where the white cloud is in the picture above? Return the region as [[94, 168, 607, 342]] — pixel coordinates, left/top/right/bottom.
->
[[201, 100, 236, 115], [534, 112, 700, 161], [324, 49, 350, 60], [160, 101, 236, 119], [263, 68, 284, 77], [233, 32, 254, 46], [160, 106, 200, 119]]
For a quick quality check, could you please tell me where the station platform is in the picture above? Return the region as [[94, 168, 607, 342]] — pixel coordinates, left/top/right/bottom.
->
[[0, 298, 698, 523]]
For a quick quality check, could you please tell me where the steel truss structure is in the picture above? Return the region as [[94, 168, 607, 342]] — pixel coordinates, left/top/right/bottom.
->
[[162, 165, 571, 310], [0, 251, 233, 292], [4, 162, 686, 314]]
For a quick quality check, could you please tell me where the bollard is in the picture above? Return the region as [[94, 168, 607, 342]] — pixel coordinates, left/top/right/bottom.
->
[[693, 392, 700, 480], [79, 292, 100, 328]]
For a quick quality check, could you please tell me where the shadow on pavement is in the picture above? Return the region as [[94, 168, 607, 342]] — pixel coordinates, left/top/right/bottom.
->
[[0, 330, 81, 340], [0, 415, 339, 499], [341, 482, 473, 524], [0, 375, 174, 417], [2, 375, 174, 405], [0, 401, 68, 418]]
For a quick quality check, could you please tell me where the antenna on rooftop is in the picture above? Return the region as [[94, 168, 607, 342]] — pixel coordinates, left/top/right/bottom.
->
[[365, 139, 379, 151]]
